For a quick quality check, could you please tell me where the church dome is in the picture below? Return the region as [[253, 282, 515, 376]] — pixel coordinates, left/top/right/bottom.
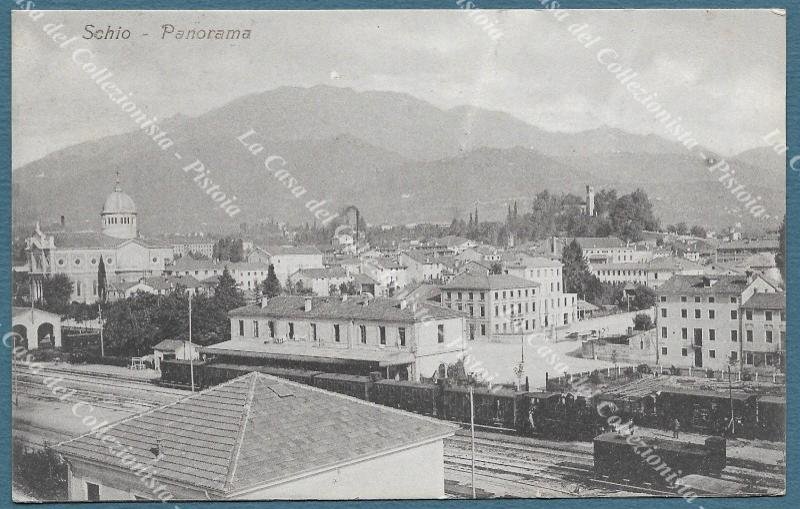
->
[[102, 184, 137, 214]]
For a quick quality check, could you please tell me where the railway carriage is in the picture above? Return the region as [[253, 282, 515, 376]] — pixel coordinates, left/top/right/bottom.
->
[[593, 432, 726, 485], [440, 386, 518, 429], [655, 387, 758, 437], [312, 373, 373, 400], [371, 379, 440, 416]]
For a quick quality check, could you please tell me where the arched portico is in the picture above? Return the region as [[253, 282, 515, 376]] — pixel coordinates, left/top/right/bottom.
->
[[11, 307, 62, 350]]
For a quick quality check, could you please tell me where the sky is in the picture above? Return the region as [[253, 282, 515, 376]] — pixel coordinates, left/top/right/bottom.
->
[[12, 9, 786, 167]]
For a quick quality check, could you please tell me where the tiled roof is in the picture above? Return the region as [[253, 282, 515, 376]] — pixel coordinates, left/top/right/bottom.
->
[[259, 245, 322, 256], [741, 292, 785, 310], [655, 274, 751, 295], [717, 239, 779, 251], [435, 236, 471, 247], [573, 237, 626, 249], [502, 252, 562, 268], [153, 339, 187, 351], [229, 295, 464, 323], [293, 267, 349, 279], [646, 256, 704, 271], [57, 372, 456, 496], [442, 273, 539, 290], [46, 232, 167, 250], [169, 259, 270, 273]]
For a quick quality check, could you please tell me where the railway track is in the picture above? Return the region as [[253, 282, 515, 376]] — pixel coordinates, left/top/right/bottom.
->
[[12, 365, 185, 411], [446, 430, 784, 497]]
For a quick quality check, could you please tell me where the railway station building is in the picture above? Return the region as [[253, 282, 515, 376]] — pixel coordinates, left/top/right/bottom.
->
[[56, 372, 458, 500], [212, 295, 467, 381]]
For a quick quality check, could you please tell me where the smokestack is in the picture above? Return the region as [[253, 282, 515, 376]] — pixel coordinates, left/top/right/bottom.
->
[[60, 215, 65, 227]]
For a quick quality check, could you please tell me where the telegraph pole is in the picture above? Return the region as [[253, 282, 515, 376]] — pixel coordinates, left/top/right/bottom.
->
[[98, 304, 105, 357], [189, 295, 195, 392], [469, 385, 476, 499]]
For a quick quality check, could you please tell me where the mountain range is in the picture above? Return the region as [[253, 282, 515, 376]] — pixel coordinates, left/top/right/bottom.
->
[[12, 85, 785, 234]]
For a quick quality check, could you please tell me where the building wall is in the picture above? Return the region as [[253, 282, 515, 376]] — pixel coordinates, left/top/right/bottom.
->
[[741, 305, 785, 369], [229, 313, 465, 381], [441, 286, 538, 342]]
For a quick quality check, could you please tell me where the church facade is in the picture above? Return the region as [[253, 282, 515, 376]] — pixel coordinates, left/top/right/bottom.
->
[[26, 179, 174, 304]]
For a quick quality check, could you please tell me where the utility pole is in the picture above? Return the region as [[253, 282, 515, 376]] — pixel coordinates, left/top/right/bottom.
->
[[728, 364, 735, 435], [98, 304, 105, 357], [469, 385, 476, 500], [189, 295, 195, 392]]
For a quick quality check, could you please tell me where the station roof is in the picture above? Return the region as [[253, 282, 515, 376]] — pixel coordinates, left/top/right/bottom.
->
[[741, 292, 785, 310], [229, 295, 464, 323], [200, 339, 417, 367], [57, 372, 457, 497]]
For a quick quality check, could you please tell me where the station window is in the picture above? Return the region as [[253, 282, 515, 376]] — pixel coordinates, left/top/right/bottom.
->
[[238, 320, 244, 337], [360, 325, 367, 343], [661, 346, 668, 355], [398, 327, 406, 346], [334, 324, 340, 342], [709, 350, 716, 359], [379, 326, 386, 345]]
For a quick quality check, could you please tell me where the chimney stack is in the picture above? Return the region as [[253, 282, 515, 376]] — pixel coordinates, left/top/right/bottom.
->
[[304, 297, 312, 312], [400, 299, 407, 310], [261, 296, 269, 308], [60, 215, 65, 228]]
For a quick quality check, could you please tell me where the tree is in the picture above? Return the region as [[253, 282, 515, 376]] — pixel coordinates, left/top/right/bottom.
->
[[633, 313, 654, 330], [214, 267, 245, 312], [562, 240, 596, 299], [12, 270, 30, 306], [213, 237, 245, 262], [41, 274, 74, 315], [632, 285, 656, 310], [97, 257, 107, 303], [690, 225, 707, 238], [489, 262, 503, 275], [262, 264, 282, 298], [675, 222, 689, 235], [339, 281, 359, 295]]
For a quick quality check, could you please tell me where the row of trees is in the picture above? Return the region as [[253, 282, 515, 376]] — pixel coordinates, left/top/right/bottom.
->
[[451, 188, 660, 245], [103, 268, 245, 356]]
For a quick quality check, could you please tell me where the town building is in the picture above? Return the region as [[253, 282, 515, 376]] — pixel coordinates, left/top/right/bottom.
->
[[740, 292, 786, 370], [152, 339, 200, 371], [247, 245, 324, 281], [591, 256, 706, 288], [25, 178, 174, 304], [165, 258, 271, 292], [500, 253, 578, 329], [56, 372, 457, 500], [288, 267, 351, 296], [400, 250, 447, 283], [169, 237, 215, 259], [715, 239, 780, 264], [361, 258, 408, 295], [654, 274, 783, 372], [213, 295, 466, 381], [440, 274, 540, 342]]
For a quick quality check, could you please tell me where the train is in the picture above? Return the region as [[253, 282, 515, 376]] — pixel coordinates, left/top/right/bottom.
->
[[159, 359, 785, 443], [593, 432, 727, 485]]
